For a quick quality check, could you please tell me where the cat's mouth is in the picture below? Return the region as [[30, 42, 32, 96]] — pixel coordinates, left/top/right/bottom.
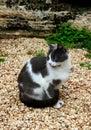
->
[[49, 63, 61, 68]]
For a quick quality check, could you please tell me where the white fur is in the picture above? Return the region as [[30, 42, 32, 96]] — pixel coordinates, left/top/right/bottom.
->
[[47, 54, 72, 87], [26, 54, 71, 101], [53, 100, 64, 109]]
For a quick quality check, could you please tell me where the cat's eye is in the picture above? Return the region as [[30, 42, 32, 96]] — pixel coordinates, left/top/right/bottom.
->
[[53, 56, 59, 62]]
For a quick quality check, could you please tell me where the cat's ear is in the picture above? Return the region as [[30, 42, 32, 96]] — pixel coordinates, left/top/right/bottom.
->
[[47, 43, 54, 50], [57, 44, 63, 49], [57, 43, 67, 52]]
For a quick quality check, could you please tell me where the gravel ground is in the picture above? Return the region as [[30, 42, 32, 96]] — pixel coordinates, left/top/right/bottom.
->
[[0, 38, 91, 130]]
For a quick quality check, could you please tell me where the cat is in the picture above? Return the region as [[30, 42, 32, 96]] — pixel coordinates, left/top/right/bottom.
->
[[17, 43, 72, 109]]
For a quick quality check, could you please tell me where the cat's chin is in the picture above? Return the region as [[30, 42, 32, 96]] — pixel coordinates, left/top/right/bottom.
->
[[49, 63, 61, 68]]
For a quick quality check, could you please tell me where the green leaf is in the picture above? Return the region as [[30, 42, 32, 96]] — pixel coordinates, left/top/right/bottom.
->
[[80, 63, 85, 67], [34, 50, 45, 57], [0, 58, 5, 62], [85, 53, 91, 59], [45, 22, 91, 51]]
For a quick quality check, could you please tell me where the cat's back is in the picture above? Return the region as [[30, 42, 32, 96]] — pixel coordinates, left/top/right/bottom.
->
[[18, 56, 47, 85], [22, 56, 48, 85], [18, 56, 47, 81]]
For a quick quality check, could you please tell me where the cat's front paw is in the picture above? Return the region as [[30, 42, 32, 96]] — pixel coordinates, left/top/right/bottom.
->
[[53, 100, 64, 109]]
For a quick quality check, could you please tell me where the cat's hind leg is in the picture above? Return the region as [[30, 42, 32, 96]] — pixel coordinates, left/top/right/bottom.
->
[[53, 100, 64, 109]]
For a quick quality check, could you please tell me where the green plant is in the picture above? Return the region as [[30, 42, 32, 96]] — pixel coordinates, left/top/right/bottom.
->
[[0, 49, 8, 57], [34, 50, 45, 57], [0, 49, 8, 63], [85, 53, 91, 59], [0, 58, 5, 62], [80, 62, 91, 70], [45, 22, 91, 50], [27, 49, 45, 57]]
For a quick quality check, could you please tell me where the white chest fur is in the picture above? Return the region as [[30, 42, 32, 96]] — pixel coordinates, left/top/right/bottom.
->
[[47, 57, 71, 84]]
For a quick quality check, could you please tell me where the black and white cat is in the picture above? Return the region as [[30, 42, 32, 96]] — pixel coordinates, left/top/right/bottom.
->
[[18, 44, 71, 109]]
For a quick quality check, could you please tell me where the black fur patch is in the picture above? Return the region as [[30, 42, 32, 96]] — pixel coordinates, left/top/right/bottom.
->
[[53, 79, 61, 85], [30, 57, 48, 77]]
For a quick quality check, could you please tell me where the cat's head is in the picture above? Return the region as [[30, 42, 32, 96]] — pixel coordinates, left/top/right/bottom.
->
[[47, 43, 69, 67]]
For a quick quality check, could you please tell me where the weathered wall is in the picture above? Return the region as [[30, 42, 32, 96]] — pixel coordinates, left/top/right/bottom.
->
[[0, 1, 74, 38], [0, 0, 91, 38]]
